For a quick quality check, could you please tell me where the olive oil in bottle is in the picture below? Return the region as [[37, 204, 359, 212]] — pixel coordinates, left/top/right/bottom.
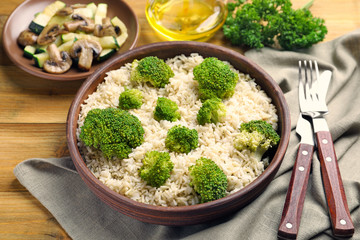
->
[[146, 0, 227, 41]]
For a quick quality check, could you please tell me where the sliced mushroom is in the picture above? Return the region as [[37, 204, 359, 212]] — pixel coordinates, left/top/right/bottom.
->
[[58, 28, 70, 35], [63, 20, 86, 32], [69, 39, 102, 71], [93, 24, 102, 37], [56, 6, 73, 16], [63, 14, 95, 33], [93, 17, 118, 37], [102, 17, 112, 26], [78, 23, 95, 33], [37, 24, 60, 45], [73, 14, 95, 33], [17, 30, 38, 47], [43, 43, 72, 74]]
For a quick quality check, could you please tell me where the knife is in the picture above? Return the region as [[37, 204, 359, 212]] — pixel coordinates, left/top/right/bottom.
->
[[310, 73, 355, 237], [278, 115, 314, 239]]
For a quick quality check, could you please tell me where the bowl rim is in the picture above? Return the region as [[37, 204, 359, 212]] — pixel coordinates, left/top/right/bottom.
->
[[2, 0, 140, 81], [67, 41, 291, 221]]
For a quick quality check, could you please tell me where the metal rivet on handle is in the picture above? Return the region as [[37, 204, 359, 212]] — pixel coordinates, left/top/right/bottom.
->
[[299, 166, 305, 172], [340, 219, 347, 225], [286, 223, 293, 229], [326, 157, 332, 162], [322, 139, 328, 144], [302, 150, 308, 156]]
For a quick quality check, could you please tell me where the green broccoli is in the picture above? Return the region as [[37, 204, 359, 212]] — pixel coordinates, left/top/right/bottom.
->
[[234, 120, 280, 161], [197, 98, 226, 125], [118, 88, 143, 110], [139, 151, 174, 187], [79, 108, 144, 159], [222, 0, 327, 50], [154, 97, 181, 122], [193, 57, 238, 101], [165, 125, 198, 154], [188, 157, 228, 203], [130, 56, 174, 88]]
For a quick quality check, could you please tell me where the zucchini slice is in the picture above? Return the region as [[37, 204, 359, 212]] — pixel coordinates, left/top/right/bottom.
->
[[58, 40, 75, 52], [111, 16, 128, 47], [87, 3, 97, 18], [35, 45, 47, 54], [98, 48, 116, 62], [94, 3, 107, 24], [29, 13, 51, 34], [54, 35, 62, 46], [28, 1, 66, 34], [62, 33, 102, 43], [99, 36, 119, 49], [111, 16, 127, 34], [73, 7, 94, 19], [48, 15, 72, 27], [23, 45, 37, 59], [61, 33, 77, 42], [63, 33, 117, 50], [116, 33, 128, 48], [33, 52, 49, 68], [43, 1, 66, 16]]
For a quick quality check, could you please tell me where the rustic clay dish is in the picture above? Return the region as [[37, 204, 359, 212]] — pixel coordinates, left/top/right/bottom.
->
[[67, 41, 291, 225], [2, 0, 139, 81]]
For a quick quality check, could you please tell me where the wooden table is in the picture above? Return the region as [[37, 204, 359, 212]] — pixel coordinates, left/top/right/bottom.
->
[[0, 0, 359, 238]]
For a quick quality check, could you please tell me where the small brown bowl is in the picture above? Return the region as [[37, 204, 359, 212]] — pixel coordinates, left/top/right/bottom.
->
[[67, 42, 291, 225], [2, 0, 139, 81]]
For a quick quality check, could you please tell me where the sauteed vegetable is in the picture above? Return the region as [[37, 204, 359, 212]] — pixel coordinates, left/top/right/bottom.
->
[[17, 1, 128, 74]]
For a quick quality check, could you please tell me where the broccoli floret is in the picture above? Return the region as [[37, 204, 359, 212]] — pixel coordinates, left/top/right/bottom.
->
[[139, 151, 174, 187], [130, 56, 174, 88], [154, 97, 181, 122], [234, 120, 280, 161], [165, 125, 198, 154], [189, 157, 228, 203], [118, 88, 143, 110], [193, 57, 238, 101], [197, 98, 226, 125], [79, 108, 144, 159]]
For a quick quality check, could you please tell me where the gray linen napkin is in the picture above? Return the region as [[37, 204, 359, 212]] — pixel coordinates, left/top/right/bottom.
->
[[14, 29, 360, 240]]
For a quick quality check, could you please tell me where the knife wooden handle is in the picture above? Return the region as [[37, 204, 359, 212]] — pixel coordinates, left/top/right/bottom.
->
[[278, 143, 314, 239], [316, 131, 354, 237]]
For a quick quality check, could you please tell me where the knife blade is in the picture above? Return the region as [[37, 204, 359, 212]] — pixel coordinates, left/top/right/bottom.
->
[[278, 115, 314, 239]]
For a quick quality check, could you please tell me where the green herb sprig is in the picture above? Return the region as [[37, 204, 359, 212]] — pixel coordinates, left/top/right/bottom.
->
[[223, 0, 327, 50]]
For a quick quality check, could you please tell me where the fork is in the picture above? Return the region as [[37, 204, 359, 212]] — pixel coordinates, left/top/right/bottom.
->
[[299, 60, 354, 237]]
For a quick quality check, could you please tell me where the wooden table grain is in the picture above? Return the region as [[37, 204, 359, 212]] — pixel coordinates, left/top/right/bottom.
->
[[0, 0, 359, 239]]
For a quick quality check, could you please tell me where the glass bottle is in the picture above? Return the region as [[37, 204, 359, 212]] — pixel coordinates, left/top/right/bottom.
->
[[146, 0, 227, 41]]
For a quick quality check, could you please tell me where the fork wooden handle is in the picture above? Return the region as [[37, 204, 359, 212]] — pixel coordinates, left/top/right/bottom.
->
[[316, 131, 354, 237], [278, 143, 314, 239]]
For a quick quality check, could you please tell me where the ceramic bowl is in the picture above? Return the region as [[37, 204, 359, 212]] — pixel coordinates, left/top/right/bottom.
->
[[2, 0, 139, 81], [67, 41, 291, 225]]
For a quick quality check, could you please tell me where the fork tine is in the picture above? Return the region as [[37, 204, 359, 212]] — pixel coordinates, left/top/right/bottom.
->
[[298, 61, 308, 111], [298, 61, 306, 111], [304, 60, 312, 101], [308, 60, 313, 90], [310, 60, 320, 101]]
